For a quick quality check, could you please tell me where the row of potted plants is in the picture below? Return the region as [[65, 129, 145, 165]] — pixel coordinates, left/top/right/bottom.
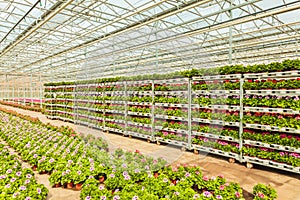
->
[[0, 111, 105, 190], [0, 143, 49, 200], [192, 137, 240, 154], [0, 106, 77, 137], [156, 131, 188, 142], [243, 112, 300, 129], [80, 162, 277, 200], [154, 107, 188, 118], [192, 95, 240, 106], [0, 107, 278, 199], [44, 59, 300, 87], [242, 129, 300, 148], [191, 109, 240, 122], [192, 80, 240, 91], [0, 100, 43, 112], [243, 95, 299, 110], [191, 124, 239, 139], [242, 146, 300, 167], [243, 78, 300, 90]]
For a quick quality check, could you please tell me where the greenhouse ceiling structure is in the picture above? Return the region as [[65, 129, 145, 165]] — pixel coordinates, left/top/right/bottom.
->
[[0, 0, 300, 84]]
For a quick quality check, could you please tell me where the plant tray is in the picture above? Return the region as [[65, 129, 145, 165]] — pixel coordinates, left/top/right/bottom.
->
[[244, 107, 299, 114], [245, 124, 300, 134], [244, 140, 300, 153], [127, 131, 152, 139], [193, 74, 242, 80], [244, 70, 300, 79], [155, 103, 188, 108]]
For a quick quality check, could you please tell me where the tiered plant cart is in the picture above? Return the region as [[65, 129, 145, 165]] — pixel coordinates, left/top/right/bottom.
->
[[191, 74, 242, 162], [126, 80, 154, 141], [154, 78, 190, 149], [43, 61, 300, 174], [44, 84, 75, 122], [242, 70, 300, 173]]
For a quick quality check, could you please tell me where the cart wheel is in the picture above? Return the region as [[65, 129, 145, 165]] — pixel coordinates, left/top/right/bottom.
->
[[246, 162, 253, 169], [229, 158, 235, 163], [194, 149, 199, 154]]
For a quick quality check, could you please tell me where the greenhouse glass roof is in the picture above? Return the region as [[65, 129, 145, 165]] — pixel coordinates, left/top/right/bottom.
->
[[0, 0, 299, 82]]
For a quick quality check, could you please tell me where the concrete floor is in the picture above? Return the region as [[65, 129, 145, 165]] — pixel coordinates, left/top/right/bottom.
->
[[1, 104, 299, 200]]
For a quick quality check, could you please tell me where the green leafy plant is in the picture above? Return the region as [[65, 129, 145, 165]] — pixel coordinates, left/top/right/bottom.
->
[[253, 183, 277, 200]]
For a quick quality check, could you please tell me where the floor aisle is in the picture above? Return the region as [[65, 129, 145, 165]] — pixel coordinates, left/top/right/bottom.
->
[[1, 104, 299, 200]]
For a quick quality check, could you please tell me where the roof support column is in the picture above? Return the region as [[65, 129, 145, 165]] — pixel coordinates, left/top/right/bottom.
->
[[30, 73, 33, 106], [228, 0, 233, 65]]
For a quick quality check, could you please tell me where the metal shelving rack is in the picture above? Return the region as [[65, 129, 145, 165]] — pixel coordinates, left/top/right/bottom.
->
[[43, 70, 300, 174], [153, 78, 190, 149], [191, 74, 242, 161], [242, 71, 300, 173]]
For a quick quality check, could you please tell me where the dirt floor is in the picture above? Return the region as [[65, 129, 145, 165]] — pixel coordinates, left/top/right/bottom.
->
[[1, 104, 299, 200]]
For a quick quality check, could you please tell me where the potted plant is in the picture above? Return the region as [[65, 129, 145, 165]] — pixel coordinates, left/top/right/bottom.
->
[[253, 183, 277, 200], [72, 169, 88, 190], [49, 171, 63, 187]]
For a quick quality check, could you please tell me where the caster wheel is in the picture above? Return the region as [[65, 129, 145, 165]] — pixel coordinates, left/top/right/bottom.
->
[[229, 158, 235, 163], [246, 162, 253, 169]]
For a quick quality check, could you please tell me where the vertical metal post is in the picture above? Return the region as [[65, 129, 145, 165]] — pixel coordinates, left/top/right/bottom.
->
[[153, 17, 158, 142], [12, 87, 14, 101], [113, 38, 116, 76], [103, 89, 106, 130], [23, 87, 26, 105], [5, 74, 8, 100], [239, 77, 244, 162], [18, 87, 20, 104], [39, 73, 42, 108], [124, 81, 128, 135], [187, 78, 192, 150], [228, 0, 233, 64], [151, 80, 155, 141], [30, 73, 33, 106]]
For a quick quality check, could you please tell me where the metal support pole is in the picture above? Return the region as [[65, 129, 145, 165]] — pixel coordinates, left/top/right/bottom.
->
[[103, 89, 106, 130], [113, 38, 116, 76], [18, 87, 20, 104], [124, 81, 128, 135], [151, 80, 155, 141], [228, 0, 233, 64], [23, 87, 25, 105], [5, 74, 8, 100], [187, 78, 192, 150], [239, 77, 244, 162], [39, 73, 42, 108], [30, 73, 33, 106], [12, 87, 14, 101]]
